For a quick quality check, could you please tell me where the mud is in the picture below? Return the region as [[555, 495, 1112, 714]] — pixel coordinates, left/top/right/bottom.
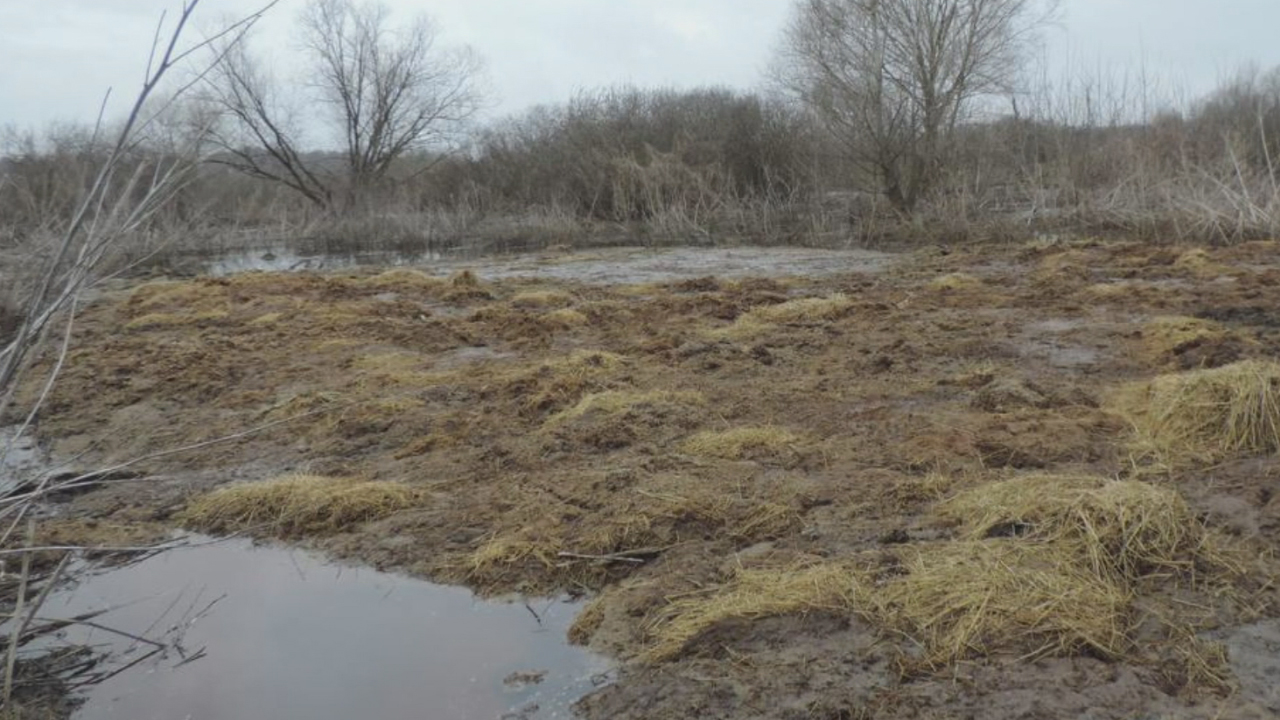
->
[[45, 538, 608, 720], [15, 240, 1280, 719]]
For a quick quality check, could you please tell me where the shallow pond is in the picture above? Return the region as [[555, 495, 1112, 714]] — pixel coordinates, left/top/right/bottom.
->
[[45, 538, 609, 720], [203, 245, 896, 284]]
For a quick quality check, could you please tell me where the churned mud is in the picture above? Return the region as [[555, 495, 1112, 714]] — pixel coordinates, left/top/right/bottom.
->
[[15, 240, 1280, 719]]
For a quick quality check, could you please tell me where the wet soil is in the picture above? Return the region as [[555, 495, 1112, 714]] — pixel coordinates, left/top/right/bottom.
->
[[14, 240, 1280, 719]]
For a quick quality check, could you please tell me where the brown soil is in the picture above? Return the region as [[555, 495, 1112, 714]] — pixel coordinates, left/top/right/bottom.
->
[[18, 240, 1280, 719]]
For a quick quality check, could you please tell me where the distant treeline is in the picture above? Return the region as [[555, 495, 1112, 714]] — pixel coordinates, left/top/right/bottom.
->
[[5, 68, 1280, 259]]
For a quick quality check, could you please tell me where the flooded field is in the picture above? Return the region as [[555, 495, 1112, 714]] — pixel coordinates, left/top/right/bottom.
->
[[11, 240, 1280, 719], [204, 245, 896, 283], [49, 539, 607, 720]]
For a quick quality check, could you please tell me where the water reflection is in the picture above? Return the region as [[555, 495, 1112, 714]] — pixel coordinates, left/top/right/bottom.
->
[[48, 538, 609, 720]]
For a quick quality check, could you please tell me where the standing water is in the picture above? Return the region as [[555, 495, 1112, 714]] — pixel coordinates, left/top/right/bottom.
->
[[45, 539, 610, 720]]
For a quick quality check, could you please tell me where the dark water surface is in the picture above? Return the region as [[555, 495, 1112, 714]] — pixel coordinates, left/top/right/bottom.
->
[[49, 539, 609, 720]]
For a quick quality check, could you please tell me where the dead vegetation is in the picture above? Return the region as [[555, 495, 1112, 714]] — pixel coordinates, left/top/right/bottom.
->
[[180, 474, 420, 537], [18, 240, 1280, 718], [937, 475, 1231, 582], [1113, 359, 1280, 465], [682, 427, 801, 460], [644, 563, 857, 662]]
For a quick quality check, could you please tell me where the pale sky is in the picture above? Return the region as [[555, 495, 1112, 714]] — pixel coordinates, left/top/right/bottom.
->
[[2, 0, 1279, 132]]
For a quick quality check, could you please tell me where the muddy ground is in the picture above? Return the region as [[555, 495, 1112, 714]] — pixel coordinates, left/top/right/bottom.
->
[[13, 240, 1280, 719]]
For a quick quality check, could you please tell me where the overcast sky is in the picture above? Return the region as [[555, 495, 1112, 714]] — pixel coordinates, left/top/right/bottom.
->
[[3, 0, 1279, 132]]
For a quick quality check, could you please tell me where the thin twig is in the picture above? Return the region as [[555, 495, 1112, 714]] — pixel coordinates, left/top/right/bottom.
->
[[2, 520, 35, 705]]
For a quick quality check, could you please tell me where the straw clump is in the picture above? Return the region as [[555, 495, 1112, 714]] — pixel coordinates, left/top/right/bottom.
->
[[1112, 360, 1280, 464], [644, 563, 858, 662], [717, 293, 852, 338], [938, 475, 1217, 582], [682, 427, 801, 460], [871, 540, 1132, 667], [546, 390, 705, 427], [1140, 316, 1247, 369], [180, 474, 419, 537], [928, 273, 983, 291], [744, 294, 852, 324], [510, 290, 575, 309]]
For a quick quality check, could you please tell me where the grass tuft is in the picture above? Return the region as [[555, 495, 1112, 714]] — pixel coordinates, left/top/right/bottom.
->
[[870, 540, 1131, 668], [644, 563, 857, 662], [928, 273, 983, 291], [682, 427, 801, 460], [1111, 360, 1280, 465], [938, 475, 1222, 582], [180, 474, 419, 537]]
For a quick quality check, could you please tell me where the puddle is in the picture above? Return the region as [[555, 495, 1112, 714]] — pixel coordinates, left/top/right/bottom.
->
[[206, 247, 444, 276], [203, 246, 897, 284], [42, 538, 609, 720]]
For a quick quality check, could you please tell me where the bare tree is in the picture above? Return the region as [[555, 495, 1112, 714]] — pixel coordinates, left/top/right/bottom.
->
[[774, 0, 1055, 213], [203, 0, 485, 212]]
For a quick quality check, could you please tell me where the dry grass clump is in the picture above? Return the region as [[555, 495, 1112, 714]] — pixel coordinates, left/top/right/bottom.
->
[[510, 290, 575, 308], [124, 310, 228, 331], [871, 540, 1131, 667], [1141, 316, 1240, 365], [716, 293, 852, 338], [682, 427, 801, 460], [928, 273, 983, 291], [641, 541, 1130, 667], [180, 474, 418, 537], [745, 294, 852, 324], [450, 269, 480, 287], [1173, 248, 1228, 277], [464, 474, 803, 594], [350, 351, 444, 389], [644, 563, 858, 662], [490, 349, 627, 414], [938, 475, 1219, 582], [1111, 360, 1280, 464], [248, 312, 283, 326], [544, 308, 589, 326], [546, 390, 705, 427], [1035, 249, 1092, 276], [1081, 281, 1133, 300]]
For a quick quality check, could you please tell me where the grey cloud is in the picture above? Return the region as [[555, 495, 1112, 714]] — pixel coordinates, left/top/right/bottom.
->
[[2, 0, 1279, 129]]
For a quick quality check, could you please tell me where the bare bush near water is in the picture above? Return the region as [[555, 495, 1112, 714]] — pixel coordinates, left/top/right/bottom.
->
[[0, 1, 277, 713]]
